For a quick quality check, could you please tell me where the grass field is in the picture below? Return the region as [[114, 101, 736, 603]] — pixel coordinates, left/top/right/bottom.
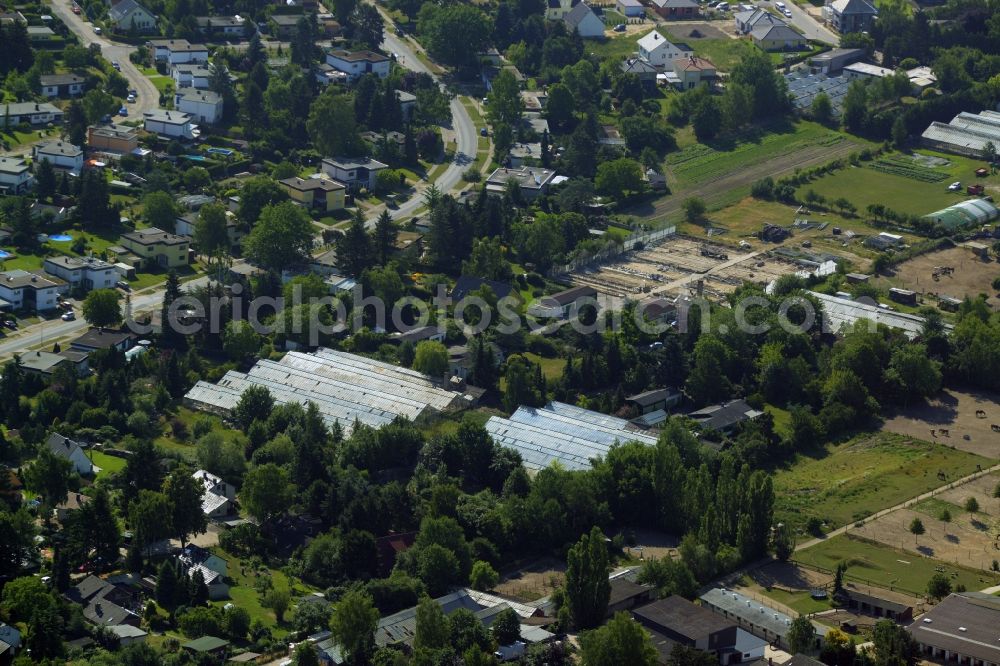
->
[[773, 432, 992, 532], [90, 450, 126, 478], [794, 534, 993, 596], [665, 121, 852, 190], [523, 352, 566, 381], [799, 149, 1000, 217]]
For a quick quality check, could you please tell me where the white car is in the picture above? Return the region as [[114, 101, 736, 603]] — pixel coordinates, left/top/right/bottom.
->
[[775, 1, 785, 8], [127, 93, 136, 103], [61, 311, 75, 321], [947, 181, 961, 191]]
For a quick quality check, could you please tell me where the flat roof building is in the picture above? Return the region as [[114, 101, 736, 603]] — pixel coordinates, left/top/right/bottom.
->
[[809, 291, 953, 340], [908, 593, 1000, 665], [700, 588, 827, 652], [485, 166, 557, 199]]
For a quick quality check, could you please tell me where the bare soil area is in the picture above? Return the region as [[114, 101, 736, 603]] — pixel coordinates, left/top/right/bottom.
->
[[882, 388, 1000, 459], [750, 561, 833, 591], [495, 557, 566, 603], [878, 246, 1000, 311]]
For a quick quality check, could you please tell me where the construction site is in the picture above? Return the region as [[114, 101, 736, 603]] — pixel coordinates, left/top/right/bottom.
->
[[563, 234, 806, 301]]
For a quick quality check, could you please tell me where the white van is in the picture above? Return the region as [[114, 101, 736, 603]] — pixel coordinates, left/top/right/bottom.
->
[[717, 2, 730, 10]]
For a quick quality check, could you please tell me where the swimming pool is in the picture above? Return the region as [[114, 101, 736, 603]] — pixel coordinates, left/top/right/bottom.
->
[[49, 234, 73, 242], [0, 250, 11, 259], [205, 147, 233, 156], [184, 154, 208, 162]]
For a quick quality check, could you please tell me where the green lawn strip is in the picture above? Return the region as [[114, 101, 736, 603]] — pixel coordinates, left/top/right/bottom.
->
[[765, 404, 792, 440], [753, 584, 834, 616], [585, 34, 639, 61], [89, 450, 126, 477], [794, 534, 993, 596], [773, 431, 992, 532], [912, 497, 965, 520], [522, 352, 566, 381]]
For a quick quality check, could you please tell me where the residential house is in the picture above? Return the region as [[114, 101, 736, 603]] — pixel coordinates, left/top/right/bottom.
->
[[822, 0, 877, 33], [39, 73, 86, 98], [268, 13, 301, 39], [0, 102, 64, 126], [108, 0, 157, 33], [507, 141, 543, 167], [120, 227, 191, 268], [143, 109, 197, 139], [55, 492, 92, 522], [621, 58, 658, 89], [637, 31, 693, 70], [148, 39, 209, 65], [324, 49, 390, 81], [88, 123, 139, 154], [672, 56, 717, 89], [751, 24, 807, 50], [627, 388, 682, 414], [193, 469, 236, 519], [449, 276, 515, 302], [278, 176, 347, 213], [321, 156, 388, 192], [69, 328, 137, 353], [0, 623, 21, 661], [317, 13, 341, 37], [0, 270, 62, 312], [43, 256, 117, 292], [0, 11, 27, 25], [0, 157, 33, 195], [174, 88, 223, 124], [907, 592, 1000, 665], [375, 532, 417, 576], [181, 637, 229, 660], [315, 62, 349, 86], [529, 285, 599, 319], [178, 545, 230, 599], [564, 2, 604, 38], [687, 399, 763, 434], [33, 141, 84, 174], [46, 433, 95, 475], [700, 588, 827, 652], [396, 90, 416, 121], [109, 625, 148, 646], [734, 7, 785, 34], [26, 25, 55, 41], [631, 596, 767, 665], [64, 575, 142, 630], [546, 0, 581, 19], [30, 202, 75, 224], [171, 63, 212, 90], [174, 212, 242, 245], [617, 0, 645, 17], [652, 0, 700, 19], [194, 15, 250, 38], [484, 165, 557, 199], [19, 349, 90, 378]]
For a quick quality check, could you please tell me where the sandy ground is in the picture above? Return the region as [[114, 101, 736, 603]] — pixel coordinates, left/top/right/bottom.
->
[[880, 246, 1000, 311], [495, 557, 566, 603], [619, 527, 680, 561], [882, 388, 1000, 459], [751, 561, 833, 591]]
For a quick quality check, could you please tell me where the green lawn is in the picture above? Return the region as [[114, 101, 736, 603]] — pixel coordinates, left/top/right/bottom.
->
[[584, 34, 639, 61], [523, 352, 566, 381], [755, 584, 834, 615], [665, 121, 858, 190], [799, 149, 1000, 217], [794, 534, 994, 596], [773, 431, 992, 532], [90, 450, 127, 478]]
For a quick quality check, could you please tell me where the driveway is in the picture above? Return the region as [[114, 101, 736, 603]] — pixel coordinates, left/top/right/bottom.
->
[[761, 0, 839, 45], [47, 0, 160, 117]]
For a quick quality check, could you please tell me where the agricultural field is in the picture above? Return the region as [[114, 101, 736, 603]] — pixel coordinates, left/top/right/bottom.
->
[[794, 534, 995, 596], [873, 246, 1000, 314], [798, 150, 1000, 217], [851, 473, 1000, 571], [773, 431, 992, 532]]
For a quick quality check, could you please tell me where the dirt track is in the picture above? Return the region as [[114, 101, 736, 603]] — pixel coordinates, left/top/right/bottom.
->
[[628, 140, 862, 223], [882, 388, 1000, 459]]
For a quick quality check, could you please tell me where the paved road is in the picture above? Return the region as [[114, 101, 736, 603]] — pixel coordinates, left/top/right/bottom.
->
[[47, 0, 160, 117], [794, 462, 1000, 552], [762, 0, 839, 45], [0, 273, 213, 360], [379, 16, 479, 222]]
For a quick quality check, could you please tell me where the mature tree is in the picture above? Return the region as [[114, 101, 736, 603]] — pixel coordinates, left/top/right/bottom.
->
[[163, 466, 208, 548], [336, 210, 373, 277], [729, 49, 790, 120], [413, 340, 449, 378], [65, 100, 88, 146], [909, 517, 925, 543], [773, 523, 795, 562], [545, 83, 575, 131], [487, 68, 522, 135], [870, 619, 917, 666], [143, 190, 178, 232], [131, 490, 171, 556], [196, 432, 247, 482], [414, 595, 450, 650], [927, 572, 951, 600], [237, 176, 288, 227], [682, 197, 707, 225], [223, 320, 261, 363], [35, 158, 55, 200], [810, 92, 834, 125], [79, 486, 121, 566], [372, 210, 398, 265], [692, 96, 722, 142], [491, 606, 520, 646], [469, 560, 499, 591], [502, 354, 546, 412], [964, 496, 979, 513], [308, 90, 363, 156], [77, 168, 116, 228], [234, 384, 274, 429], [194, 202, 231, 267], [595, 158, 644, 200], [241, 463, 292, 524], [565, 526, 611, 630], [417, 3, 493, 67], [579, 612, 657, 666], [462, 237, 511, 281], [842, 80, 868, 132], [0, 508, 35, 579], [293, 643, 321, 666], [787, 616, 816, 654], [263, 586, 291, 622], [24, 447, 73, 507], [245, 201, 315, 270], [82, 289, 122, 328], [636, 557, 698, 599], [351, 3, 383, 49], [330, 589, 379, 666]]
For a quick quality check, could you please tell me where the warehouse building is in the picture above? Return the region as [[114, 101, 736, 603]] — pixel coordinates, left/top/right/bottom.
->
[[921, 110, 1000, 157], [700, 588, 828, 652], [809, 291, 952, 340], [485, 401, 658, 471], [907, 592, 1000, 665], [184, 349, 468, 435]]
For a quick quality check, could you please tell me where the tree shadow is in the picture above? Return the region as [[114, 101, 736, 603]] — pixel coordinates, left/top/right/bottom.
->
[[917, 545, 935, 556]]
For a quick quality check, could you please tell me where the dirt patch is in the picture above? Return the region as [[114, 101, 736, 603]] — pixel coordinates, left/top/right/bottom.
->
[[877, 246, 1000, 311], [751, 561, 833, 591], [495, 558, 566, 603], [882, 388, 1000, 459], [619, 527, 680, 561], [663, 21, 731, 40]]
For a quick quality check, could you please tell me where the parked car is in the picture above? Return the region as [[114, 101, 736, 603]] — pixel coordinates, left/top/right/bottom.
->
[[775, 1, 785, 8], [61, 311, 75, 321], [116, 281, 131, 291], [118, 106, 128, 117], [613, 23, 626, 31], [71, 4, 81, 13], [112, 61, 120, 70], [479, 127, 488, 137], [127, 94, 136, 103], [4, 320, 17, 329], [783, 8, 792, 16], [93, 25, 101, 34], [947, 181, 961, 191]]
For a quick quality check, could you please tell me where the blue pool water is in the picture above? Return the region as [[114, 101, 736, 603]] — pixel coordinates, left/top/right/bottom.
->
[[205, 147, 233, 156], [0, 250, 10, 259], [49, 234, 73, 242], [184, 154, 208, 162]]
